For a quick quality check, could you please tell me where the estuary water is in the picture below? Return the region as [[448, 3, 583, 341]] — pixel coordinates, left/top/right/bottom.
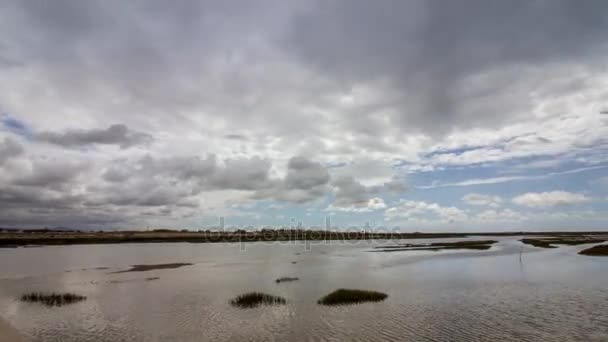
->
[[1, 237, 607, 341]]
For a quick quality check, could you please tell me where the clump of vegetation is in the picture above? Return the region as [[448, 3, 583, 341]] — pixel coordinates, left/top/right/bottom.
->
[[20, 292, 87, 306], [230, 292, 286, 308], [113, 262, 193, 273], [579, 245, 608, 256], [522, 237, 607, 249], [374, 240, 497, 252], [521, 239, 557, 248], [318, 289, 387, 306], [275, 277, 299, 283]]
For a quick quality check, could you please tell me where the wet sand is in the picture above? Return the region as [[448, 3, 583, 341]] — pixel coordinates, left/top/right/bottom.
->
[[0, 317, 26, 342]]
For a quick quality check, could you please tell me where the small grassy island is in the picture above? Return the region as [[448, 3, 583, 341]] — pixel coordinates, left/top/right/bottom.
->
[[521, 237, 607, 249], [112, 262, 193, 273], [373, 240, 497, 252], [275, 277, 299, 283], [578, 245, 608, 256], [318, 289, 388, 306], [20, 292, 87, 306], [230, 292, 286, 308]]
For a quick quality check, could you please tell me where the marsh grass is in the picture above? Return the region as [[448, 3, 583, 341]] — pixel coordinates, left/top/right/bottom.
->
[[275, 277, 299, 283], [230, 292, 286, 308], [318, 289, 387, 305], [20, 292, 86, 306], [579, 245, 608, 256], [374, 240, 497, 252], [522, 237, 606, 249], [112, 262, 193, 273]]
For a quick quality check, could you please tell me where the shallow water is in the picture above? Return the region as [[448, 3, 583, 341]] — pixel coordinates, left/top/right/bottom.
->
[[1, 237, 607, 341]]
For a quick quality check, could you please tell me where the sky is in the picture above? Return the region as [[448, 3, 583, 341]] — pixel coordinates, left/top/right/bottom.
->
[[1, 0, 608, 231]]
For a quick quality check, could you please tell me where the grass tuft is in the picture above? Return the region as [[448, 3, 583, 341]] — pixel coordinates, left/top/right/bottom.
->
[[20, 292, 86, 306], [579, 244, 608, 256], [318, 289, 387, 306], [112, 263, 193, 273], [230, 292, 286, 308], [275, 277, 299, 283]]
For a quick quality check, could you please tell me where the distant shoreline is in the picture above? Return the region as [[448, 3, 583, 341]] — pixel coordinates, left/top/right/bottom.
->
[[1, 230, 607, 247]]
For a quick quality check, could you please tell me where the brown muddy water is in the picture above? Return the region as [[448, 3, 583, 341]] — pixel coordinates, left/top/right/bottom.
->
[[1, 237, 607, 341]]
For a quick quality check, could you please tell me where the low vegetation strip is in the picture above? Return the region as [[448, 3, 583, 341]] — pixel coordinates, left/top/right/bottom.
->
[[521, 237, 607, 249], [112, 263, 193, 273], [318, 289, 388, 305], [230, 292, 286, 308], [20, 292, 86, 306], [578, 245, 608, 256], [275, 277, 299, 283], [373, 240, 497, 252]]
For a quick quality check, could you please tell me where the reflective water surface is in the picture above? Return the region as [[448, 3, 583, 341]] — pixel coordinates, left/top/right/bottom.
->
[[1, 237, 607, 341]]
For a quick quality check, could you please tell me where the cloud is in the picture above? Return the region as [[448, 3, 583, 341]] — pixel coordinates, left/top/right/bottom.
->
[[0, 137, 23, 165], [36, 124, 153, 149], [385, 200, 468, 223], [327, 197, 386, 213], [512, 191, 591, 207], [418, 165, 608, 188], [474, 209, 526, 222], [462, 193, 503, 207], [284, 156, 330, 190], [285, 0, 608, 136], [13, 158, 90, 189], [367, 197, 387, 210], [0, 1, 606, 229], [331, 176, 370, 208], [252, 156, 330, 203]]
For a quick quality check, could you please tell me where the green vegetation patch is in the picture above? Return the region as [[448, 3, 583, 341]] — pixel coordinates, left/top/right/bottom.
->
[[275, 277, 299, 283], [230, 292, 286, 308], [374, 240, 497, 252], [579, 245, 608, 256], [521, 237, 607, 249], [20, 292, 87, 306], [113, 262, 193, 273], [318, 289, 388, 306]]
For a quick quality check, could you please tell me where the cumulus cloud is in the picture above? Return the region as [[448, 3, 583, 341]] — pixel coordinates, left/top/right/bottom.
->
[[385, 200, 468, 223], [36, 124, 153, 149], [252, 156, 330, 203], [462, 193, 503, 207], [327, 197, 387, 213], [0, 0, 606, 229], [512, 191, 591, 207], [474, 209, 526, 222]]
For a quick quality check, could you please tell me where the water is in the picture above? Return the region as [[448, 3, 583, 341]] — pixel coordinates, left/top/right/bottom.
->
[[1, 238, 607, 341]]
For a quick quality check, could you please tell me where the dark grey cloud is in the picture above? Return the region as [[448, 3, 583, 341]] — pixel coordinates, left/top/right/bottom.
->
[[331, 176, 369, 208], [330, 175, 406, 209], [0, 137, 23, 165], [285, 156, 330, 189], [285, 0, 608, 135], [14, 159, 90, 189], [253, 156, 330, 203], [210, 157, 274, 190], [36, 124, 153, 149]]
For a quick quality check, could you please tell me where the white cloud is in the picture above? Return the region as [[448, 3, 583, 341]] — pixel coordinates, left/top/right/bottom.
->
[[512, 191, 590, 207], [474, 209, 526, 222], [367, 197, 387, 210], [462, 193, 502, 207], [326, 196, 386, 213], [418, 165, 608, 189], [384, 200, 468, 223]]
